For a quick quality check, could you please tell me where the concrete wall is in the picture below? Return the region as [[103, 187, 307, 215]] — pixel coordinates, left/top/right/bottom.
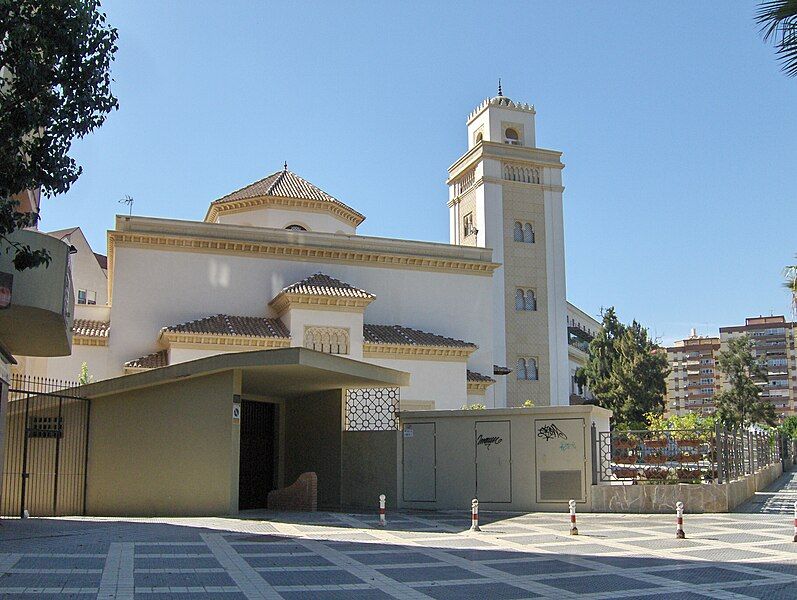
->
[[283, 389, 342, 510], [341, 431, 398, 510], [398, 405, 611, 512], [86, 372, 237, 516]]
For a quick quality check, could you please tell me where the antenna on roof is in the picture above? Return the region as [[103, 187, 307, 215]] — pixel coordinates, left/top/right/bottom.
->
[[119, 195, 134, 217], [497, 78, 503, 97], [283, 161, 288, 171]]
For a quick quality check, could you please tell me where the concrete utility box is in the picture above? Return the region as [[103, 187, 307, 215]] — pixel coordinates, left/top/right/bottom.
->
[[398, 405, 611, 512]]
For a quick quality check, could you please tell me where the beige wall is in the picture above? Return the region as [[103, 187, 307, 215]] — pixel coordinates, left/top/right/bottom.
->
[[502, 184, 550, 407], [86, 372, 237, 516], [283, 389, 342, 509], [399, 405, 610, 512]]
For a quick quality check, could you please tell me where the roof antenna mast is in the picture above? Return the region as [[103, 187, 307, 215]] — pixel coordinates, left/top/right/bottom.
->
[[283, 161, 288, 171], [119, 195, 134, 217], [498, 78, 503, 97]]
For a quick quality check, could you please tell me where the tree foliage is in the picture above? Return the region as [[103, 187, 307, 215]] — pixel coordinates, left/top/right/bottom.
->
[[714, 335, 776, 428], [780, 415, 797, 439], [785, 256, 797, 317], [0, 0, 118, 270], [757, 0, 797, 77], [576, 307, 670, 426]]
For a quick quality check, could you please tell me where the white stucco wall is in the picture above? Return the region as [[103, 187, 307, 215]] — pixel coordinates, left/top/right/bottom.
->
[[215, 207, 356, 234], [59, 229, 108, 306], [107, 246, 495, 386], [281, 306, 364, 359], [366, 357, 467, 410], [17, 344, 112, 382]]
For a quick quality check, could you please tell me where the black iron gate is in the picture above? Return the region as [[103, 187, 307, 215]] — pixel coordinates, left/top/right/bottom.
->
[[1, 375, 90, 517]]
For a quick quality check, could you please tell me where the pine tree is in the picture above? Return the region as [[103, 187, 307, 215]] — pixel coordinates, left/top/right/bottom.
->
[[577, 307, 669, 426], [715, 335, 776, 427]]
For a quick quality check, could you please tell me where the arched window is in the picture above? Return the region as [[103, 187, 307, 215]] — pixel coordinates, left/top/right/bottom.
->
[[527, 358, 538, 380], [285, 224, 307, 231], [475, 132, 483, 144], [513, 221, 523, 242], [515, 289, 525, 311], [504, 128, 519, 145], [524, 290, 537, 311], [516, 358, 527, 381], [523, 223, 534, 244]]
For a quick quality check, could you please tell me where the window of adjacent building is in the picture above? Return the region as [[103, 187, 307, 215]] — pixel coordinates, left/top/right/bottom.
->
[[515, 288, 537, 311], [77, 289, 96, 305], [504, 128, 520, 145], [513, 221, 535, 243], [463, 212, 476, 237], [516, 357, 538, 380]]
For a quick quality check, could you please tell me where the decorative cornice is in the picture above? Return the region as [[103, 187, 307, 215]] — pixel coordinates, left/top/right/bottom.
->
[[269, 293, 374, 315], [72, 336, 109, 347], [159, 330, 292, 350], [107, 229, 499, 303], [362, 342, 476, 361], [205, 194, 364, 227], [467, 380, 493, 394], [448, 141, 564, 182]]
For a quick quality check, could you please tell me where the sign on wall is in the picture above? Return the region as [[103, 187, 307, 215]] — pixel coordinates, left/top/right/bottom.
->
[[534, 418, 586, 503]]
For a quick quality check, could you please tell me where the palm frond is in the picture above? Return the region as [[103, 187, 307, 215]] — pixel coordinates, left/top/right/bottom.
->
[[756, 0, 797, 76]]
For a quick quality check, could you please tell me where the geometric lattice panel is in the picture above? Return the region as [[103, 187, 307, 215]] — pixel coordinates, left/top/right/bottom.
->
[[344, 387, 399, 431]]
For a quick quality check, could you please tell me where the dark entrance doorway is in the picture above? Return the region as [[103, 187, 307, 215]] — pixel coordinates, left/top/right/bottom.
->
[[238, 400, 277, 510]]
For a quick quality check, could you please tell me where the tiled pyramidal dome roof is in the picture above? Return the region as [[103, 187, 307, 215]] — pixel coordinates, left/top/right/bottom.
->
[[363, 324, 476, 348], [212, 169, 365, 223], [279, 273, 375, 299], [162, 314, 290, 338]]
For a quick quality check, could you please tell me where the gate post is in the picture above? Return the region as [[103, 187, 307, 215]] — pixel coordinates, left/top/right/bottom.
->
[[590, 423, 598, 486], [19, 396, 30, 519]]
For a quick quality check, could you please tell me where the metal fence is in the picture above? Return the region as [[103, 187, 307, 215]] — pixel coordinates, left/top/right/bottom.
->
[[594, 423, 781, 485], [1, 375, 90, 517]]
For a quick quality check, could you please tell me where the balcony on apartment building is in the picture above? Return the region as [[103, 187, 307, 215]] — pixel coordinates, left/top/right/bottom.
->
[[0, 229, 73, 356]]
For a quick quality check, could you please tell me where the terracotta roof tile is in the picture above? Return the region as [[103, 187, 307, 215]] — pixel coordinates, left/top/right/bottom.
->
[[162, 314, 290, 338], [279, 273, 374, 299], [72, 319, 110, 338], [467, 369, 495, 383], [363, 324, 476, 348], [124, 349, 168, 369], [212, 169, 365, 222]]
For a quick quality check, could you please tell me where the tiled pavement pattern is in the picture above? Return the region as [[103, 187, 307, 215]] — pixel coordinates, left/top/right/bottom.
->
[[735, 467, 797, 515], [3, 504, 797, 598]]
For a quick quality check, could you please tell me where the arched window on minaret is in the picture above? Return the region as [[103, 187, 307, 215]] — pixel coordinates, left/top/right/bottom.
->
[[504, 128, 520, 145], [516, 358, 527, 380], [513, 221, 524, 242], [523, 223, 534, 244], [525, 290, 537, 311], [515, 289, 525, 311], [527, 358, 538, 380]]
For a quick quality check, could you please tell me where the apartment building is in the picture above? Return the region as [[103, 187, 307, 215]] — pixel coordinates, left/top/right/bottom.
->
[[666, 317, 797, 419], [719, 316, 797, 418], [665, 330, 721, 416]]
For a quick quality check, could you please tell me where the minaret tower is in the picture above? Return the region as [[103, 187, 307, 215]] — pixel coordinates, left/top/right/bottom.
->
[[447, 85, 569, 407]]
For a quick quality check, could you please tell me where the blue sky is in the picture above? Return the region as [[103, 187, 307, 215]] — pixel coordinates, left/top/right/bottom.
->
[[41, 1, 797, 345]]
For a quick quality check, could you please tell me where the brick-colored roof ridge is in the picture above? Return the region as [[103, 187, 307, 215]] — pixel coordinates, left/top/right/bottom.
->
[[211, 169, 365, 222], [72, 319, 110, 338], [162, 314, 290, 338], [279, 273, 375, 299], [467, 369, 496, 383], [124, 349, 168, 369], [363, 324, 476, 348]]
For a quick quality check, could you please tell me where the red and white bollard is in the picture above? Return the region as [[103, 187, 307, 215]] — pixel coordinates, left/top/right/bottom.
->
[[792, 501, 796, 542], [470, 498, 481, 532], [378, 494, 386, 527], [569, 499, 579, 535], [676, 501, 685, 539]]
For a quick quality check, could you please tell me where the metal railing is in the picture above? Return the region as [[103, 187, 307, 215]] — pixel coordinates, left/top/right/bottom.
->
[[594, 423, 781, 485]]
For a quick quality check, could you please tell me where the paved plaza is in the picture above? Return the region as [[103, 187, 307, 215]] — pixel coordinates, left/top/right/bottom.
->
[[2, 472, 797, 599]]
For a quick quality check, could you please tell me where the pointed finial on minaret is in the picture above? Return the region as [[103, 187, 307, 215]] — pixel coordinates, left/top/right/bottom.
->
[[283, 161, 288, 171], [497, 78, 503, 97]]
